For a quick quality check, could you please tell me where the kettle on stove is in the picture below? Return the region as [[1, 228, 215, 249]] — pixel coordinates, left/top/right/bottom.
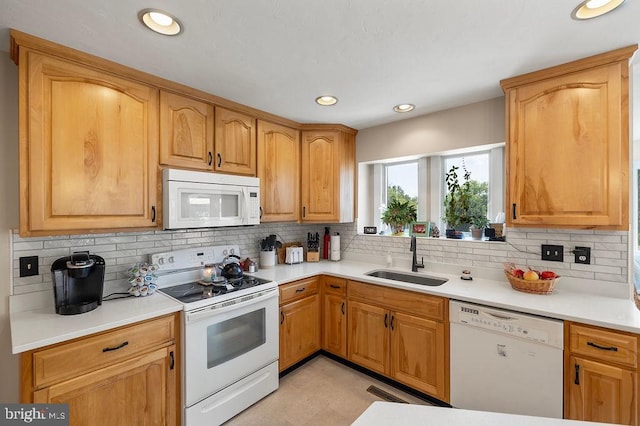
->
[[51, 252, 105, 315]]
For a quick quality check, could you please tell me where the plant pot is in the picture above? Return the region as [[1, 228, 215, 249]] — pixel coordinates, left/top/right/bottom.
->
[[445, 229, 463, 239], [470, 227, 483, 240]]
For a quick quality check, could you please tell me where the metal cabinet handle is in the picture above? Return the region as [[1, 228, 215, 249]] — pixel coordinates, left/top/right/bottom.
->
[[151, 206, 156, 222], [341, 301, 345, 315], [330, 284, 341, 289], [170, 351, 175, 370], [390, 315, 395, 330], [302, 206, 306, 218], [103, 341, 129, 352], [260, 206, 263, 219], [574, 363, 580, 385], [217, 153, 222, 167], [280, 311, 284, 325], [512, 203, 517, 220], [384, 313, 388, 328], [587, 341, 618, 352], [208, 152, 213, 166], [295, 287, 306, 293]]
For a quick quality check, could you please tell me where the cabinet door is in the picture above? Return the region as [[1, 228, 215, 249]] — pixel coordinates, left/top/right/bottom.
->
[[301, 131, 339, 222], [214, 107, 256, 176], [22, 51, 159, 235], [567, 355, 636, 425], [34, 346, 176, 426], [160, 91, 214, 170], [323, 293, 347, 358], [348, 300, 388, 375], [390, 311, 446, 400], [257, 121, 300, 222], [506, 62, 627, 228], [279, 295, 320, 371]]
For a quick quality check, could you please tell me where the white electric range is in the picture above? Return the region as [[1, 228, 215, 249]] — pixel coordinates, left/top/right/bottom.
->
[[152, 245, 279, 426]]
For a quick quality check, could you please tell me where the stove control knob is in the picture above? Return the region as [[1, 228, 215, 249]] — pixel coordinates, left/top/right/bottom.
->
[[157, 257, 165, 265], [222, 249, 228, 256], [168, 256, 175, 264]]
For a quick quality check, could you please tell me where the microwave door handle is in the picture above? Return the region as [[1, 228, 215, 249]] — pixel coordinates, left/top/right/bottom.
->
[[241, 188, 248, 223]]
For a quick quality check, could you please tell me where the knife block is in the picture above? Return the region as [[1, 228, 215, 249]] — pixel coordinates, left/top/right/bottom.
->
[[307, 251, 319, 262]]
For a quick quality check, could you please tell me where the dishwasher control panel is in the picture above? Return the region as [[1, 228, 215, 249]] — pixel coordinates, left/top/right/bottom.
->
[[450, 301, 564, 348]]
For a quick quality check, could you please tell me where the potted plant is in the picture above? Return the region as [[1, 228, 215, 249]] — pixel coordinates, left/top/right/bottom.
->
[[470, 215, 490, 240], [443, 164, 473, 238], [381, 198, 417, 235]]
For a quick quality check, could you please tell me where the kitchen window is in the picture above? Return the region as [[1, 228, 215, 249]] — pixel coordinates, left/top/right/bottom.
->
[[363, 146, 504, 237]]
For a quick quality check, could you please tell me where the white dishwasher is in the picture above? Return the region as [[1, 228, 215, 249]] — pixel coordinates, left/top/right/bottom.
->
[[449, 300, 564, 419]]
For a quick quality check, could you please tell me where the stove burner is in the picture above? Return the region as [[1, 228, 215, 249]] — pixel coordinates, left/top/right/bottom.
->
[[160, 275, 272, 304]]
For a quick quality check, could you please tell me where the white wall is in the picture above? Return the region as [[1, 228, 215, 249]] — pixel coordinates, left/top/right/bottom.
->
[[0, 51, 19, 402], [356, 97, 505, 163]]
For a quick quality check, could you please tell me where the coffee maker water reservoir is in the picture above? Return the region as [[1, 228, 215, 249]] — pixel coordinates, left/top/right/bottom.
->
[[51, 252, 106, 315]]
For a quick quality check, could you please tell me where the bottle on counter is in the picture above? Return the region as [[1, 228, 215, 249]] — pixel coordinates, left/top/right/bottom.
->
[[323, 227, 330, 259]]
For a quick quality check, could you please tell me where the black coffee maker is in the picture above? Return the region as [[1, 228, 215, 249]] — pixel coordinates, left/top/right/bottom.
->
[[51, 252, 106, 315]]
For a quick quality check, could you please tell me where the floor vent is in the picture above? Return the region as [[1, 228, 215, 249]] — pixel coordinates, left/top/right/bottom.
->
[[366, 385, 408, 403]]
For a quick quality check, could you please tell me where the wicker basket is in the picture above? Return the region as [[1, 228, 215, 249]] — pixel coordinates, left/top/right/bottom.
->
[[504, 271, 557, 295]]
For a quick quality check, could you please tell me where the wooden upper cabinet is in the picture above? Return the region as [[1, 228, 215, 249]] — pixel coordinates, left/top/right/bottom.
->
[[257, 121, 300, 222], [500, 45, 637, 230], [301, 128, 356, 223], [214, 106, 257, 176], [160, 91, 214, 170], [17, 48, 159, 236]]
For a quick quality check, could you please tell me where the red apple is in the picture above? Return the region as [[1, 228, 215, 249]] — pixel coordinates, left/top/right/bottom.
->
[[511, 269, 524, 279], [540, 271, 557, 280]]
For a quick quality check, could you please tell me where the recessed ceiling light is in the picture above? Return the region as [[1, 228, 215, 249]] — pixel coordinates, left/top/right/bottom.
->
[[315, 96, 338, 106], [571, 0, 625, 20], [393, 104, 415, 113], [138, 9, 183, 36]]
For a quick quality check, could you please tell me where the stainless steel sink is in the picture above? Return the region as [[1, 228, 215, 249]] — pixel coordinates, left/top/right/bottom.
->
[[365, 270, 448, 286]]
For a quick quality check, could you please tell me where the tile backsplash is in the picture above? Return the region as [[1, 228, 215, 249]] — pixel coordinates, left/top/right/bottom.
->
[[11, 223, 630, 296]]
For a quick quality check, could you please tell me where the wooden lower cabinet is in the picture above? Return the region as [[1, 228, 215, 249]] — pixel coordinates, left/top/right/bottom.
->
[[279, 278, 321, 371], [565, 322, 638, 425], [34, 346, 176, 426], [347, 280, 448, 402], [567, 355, 636, 425], [322, 277, 348, 358], [348, 300, 388, 374], [390, 311, 445, 398], [21, 313, 179, 426]]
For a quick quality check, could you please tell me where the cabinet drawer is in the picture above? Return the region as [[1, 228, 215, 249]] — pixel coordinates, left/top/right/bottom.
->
[[279, 278, 319, 304], [32, 314, 176, 388], [348, 280, 445, 321], [569, 323, 637, 367], [323, 277, 347, 296]]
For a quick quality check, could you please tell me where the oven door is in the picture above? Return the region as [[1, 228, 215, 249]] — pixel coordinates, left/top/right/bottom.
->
[[164, 180, 248, 229], [183, 288, 278, 407]]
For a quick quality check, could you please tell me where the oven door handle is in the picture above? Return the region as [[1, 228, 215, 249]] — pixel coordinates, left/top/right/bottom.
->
[[186, 289, 278, 323]]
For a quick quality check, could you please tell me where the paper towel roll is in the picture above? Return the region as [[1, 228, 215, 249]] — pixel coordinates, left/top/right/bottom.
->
[[330, 234, 340, 261]]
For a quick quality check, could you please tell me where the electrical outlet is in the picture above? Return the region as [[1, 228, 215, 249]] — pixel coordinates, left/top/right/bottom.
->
[[19, 256, 39, 277], [541, 244, 563, 262], [574, 246, 591, 264]]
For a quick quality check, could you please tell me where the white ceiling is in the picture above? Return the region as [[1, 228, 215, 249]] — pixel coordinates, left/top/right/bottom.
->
[[1, 0, 639, 133]]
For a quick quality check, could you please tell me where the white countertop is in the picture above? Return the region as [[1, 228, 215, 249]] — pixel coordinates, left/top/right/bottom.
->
[[251, 259, 640, 334], [352, 402, 611, 425], [9, 292, 182, 353], [10, 258, 640, 354]]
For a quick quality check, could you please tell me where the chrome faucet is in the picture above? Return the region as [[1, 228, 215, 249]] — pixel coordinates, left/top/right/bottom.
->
[[410, 235, 424, 272]]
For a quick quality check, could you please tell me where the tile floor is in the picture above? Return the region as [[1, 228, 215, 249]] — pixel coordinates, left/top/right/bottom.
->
[[225, 355, 430, 425]]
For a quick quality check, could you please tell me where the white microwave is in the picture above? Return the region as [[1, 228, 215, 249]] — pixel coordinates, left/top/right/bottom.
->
[[163, 169, 261, 229]]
